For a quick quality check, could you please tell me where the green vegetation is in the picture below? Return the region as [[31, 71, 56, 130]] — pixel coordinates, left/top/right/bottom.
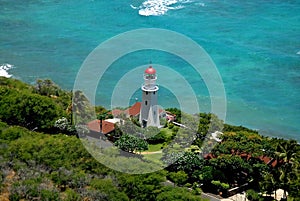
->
[[115, 134, 148, 153], [148, 143, 164, 152], [0, 124, 206, 200], [0, 77, 299, 200]]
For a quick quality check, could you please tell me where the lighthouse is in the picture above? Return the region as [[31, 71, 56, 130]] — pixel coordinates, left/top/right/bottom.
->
[[139, 66, 160, 128]]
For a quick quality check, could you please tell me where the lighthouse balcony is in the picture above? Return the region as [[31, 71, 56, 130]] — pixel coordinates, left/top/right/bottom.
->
[[144, 79, 156, 86], [141, 84, 159, 92], [144, 74, 157, 80]]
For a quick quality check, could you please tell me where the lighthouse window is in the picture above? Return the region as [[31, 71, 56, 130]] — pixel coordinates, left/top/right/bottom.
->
[[146, 92, 148, 95], [153, 91, 155, 95], [145, 101, 148, 105]]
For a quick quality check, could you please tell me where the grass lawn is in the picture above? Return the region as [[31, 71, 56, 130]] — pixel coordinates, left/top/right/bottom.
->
[[148, 143, 164, 152], [147, 127, 176, 152]]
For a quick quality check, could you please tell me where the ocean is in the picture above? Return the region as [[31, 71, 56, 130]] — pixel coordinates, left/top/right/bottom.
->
[[0, 0, 299, 140]]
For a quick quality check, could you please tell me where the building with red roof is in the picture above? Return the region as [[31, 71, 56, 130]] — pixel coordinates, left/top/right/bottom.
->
[[86, 119, 115, 135], [87, 65, 166, 136], [125, 102, 141, 117]]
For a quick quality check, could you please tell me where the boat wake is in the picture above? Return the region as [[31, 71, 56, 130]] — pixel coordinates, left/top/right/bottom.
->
[[131, 0, 196, 16]]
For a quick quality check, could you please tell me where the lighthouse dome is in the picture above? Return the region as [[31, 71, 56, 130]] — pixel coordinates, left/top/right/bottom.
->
[[145, 66, 156, 74]]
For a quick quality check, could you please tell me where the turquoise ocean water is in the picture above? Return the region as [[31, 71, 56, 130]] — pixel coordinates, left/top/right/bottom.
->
[[0, 0, 299, 140]]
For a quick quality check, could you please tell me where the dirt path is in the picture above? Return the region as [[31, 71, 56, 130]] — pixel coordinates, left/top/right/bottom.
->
[[0, 170, 15, 201], [141, 150, 162, 155]]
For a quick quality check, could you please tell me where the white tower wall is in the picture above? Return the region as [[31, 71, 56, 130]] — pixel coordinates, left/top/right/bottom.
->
[[139, 66, 160, 128]]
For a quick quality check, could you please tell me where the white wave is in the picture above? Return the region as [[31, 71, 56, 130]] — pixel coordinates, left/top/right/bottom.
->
[[168, 5, 185, 10], [0, 63, 13, 78], [135, 0, 190, 16], [297, 51, 300, 55], [130, 4, 138, 9], [195, 2, 205, 7]]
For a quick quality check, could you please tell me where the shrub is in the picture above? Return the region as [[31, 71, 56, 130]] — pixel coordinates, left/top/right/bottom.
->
[[246, 189, 261, 201], [0, 126, 29, 141], [64, 189, 81, 201]]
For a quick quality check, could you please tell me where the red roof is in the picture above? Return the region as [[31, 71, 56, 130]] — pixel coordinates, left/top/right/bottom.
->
[[87, 120, 101, 133], [145, 66, 156, 74], [204, 149, 280, 168], [101, 120, 115, 134], [126, 102, 141, 117], [86, 119, 115, 134], [258, 155, 272, 164]]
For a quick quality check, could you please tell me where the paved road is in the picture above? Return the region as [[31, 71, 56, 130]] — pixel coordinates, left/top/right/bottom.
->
[[201, 192, 222, 201]]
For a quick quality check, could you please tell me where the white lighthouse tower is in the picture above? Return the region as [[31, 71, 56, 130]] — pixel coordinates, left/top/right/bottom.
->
[[139, 66, 160, 128]]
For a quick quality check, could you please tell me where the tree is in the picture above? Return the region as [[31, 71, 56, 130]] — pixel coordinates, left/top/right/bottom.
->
[[167, 152, 204, 175], [146, 127, 168, 144], [0, 126, 29, 141], [72, 90, 94, 125], [119, 120, 143, 137], [35, 79, 60, 97], [260, 171, 278, 197], [64, 189, 81, 201], [114, 134, 148, 153], [118, 172, 166, 201], [209, 155, 251, 185], [0, 87, 63, 131], [275, 140, 300, 198], [246, 189, 261, 201], [156, 186, 202, 201], [90, 178, 129, 201], [198, 166, 214, 183], [97, 111, 113, 134], [168, 171, 188, 186], [211, 180, 230, 195]]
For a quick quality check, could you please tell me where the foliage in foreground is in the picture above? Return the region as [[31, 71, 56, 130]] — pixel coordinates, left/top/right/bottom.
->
[[0, 123, 205, 201], [0, 77, 299, 200]]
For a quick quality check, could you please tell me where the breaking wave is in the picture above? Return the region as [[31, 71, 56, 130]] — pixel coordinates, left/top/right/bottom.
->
[[0, 63, 14, 78], [131, 0, 197, 16]]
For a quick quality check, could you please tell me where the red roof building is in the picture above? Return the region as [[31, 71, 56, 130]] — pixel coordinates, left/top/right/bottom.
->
[[87, 120, 101, 133], [126, 102, 141, 117], [101, 120, 115, 134], [86, 119, 115, 135], [204, 150, 280, 168]]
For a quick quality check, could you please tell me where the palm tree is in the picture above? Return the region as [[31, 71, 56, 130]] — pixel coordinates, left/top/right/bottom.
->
[[97, 113, 107, 132], [275, 140, 300, 199]]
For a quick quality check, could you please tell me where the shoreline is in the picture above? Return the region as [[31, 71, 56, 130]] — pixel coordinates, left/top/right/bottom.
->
[[2, 75, 299, 142]]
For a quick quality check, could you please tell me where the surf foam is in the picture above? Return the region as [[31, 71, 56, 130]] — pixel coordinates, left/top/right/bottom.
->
[[131, 0, 193, 16], [0, 63, 13, 78]]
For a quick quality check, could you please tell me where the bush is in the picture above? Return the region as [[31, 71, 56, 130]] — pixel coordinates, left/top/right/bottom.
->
[[40, 189, 60, 201], [147, 130, 168, 144], [211, 180, 230, 195], [168, 171, 188, 186], [0, 87, 63, 131], [91, 178, 129, 201], [64, 189, 81, 201], [246, 189, 261, 201], [0, 126, 30, 141], [168, 123, 174, 129]]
